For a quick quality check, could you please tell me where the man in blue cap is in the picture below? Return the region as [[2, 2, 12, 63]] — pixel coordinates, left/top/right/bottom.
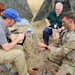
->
[[0, 8, 30, 75]]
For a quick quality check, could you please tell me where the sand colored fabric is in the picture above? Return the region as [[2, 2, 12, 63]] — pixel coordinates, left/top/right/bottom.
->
[[52, 29, 59, 40], [0, 45, 29, 75]]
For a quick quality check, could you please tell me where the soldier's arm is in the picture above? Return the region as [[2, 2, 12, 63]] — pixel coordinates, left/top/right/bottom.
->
[[54, 34, 75, 56]]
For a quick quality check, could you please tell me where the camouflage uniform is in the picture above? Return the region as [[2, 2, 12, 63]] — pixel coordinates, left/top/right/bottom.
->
[[48, 29, 75, 75]]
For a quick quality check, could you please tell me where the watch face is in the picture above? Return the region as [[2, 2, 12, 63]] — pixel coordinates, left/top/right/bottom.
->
[[45, 46, 48, 49]]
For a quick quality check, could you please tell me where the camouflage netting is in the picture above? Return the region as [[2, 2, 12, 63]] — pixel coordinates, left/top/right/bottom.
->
[[0, 0, 33, 22], [23, 34, 60, 75], [34, 0, 75, 21], [23, 34, 44, 67], [33, 0, 53, 22], [0, 0, 75, 22]]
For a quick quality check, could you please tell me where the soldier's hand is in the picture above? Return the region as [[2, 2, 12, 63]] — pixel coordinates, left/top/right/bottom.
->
[[57, 28, 61, 33], [37, 42, 47, 48]]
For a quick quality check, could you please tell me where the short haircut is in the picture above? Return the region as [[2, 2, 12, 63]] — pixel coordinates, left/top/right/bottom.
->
[[62, 12, 75, 23], [55, 2, 63, 9]]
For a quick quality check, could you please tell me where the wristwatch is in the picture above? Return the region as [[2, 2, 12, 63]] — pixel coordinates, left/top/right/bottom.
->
[[45, 46, 48, 49]]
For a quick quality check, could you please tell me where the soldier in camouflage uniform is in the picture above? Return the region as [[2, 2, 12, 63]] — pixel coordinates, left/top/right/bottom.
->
[[37, 12, 75, 75]]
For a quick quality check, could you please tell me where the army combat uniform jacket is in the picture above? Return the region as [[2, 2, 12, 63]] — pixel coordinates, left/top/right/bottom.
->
[[48, 29, 75, 66]]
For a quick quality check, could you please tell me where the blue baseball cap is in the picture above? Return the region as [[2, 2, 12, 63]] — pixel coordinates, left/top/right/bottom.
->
[[3, 8, 22, 22]]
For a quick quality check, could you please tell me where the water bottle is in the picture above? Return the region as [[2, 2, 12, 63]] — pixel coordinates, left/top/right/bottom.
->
[[27, 28, 32, 37]]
